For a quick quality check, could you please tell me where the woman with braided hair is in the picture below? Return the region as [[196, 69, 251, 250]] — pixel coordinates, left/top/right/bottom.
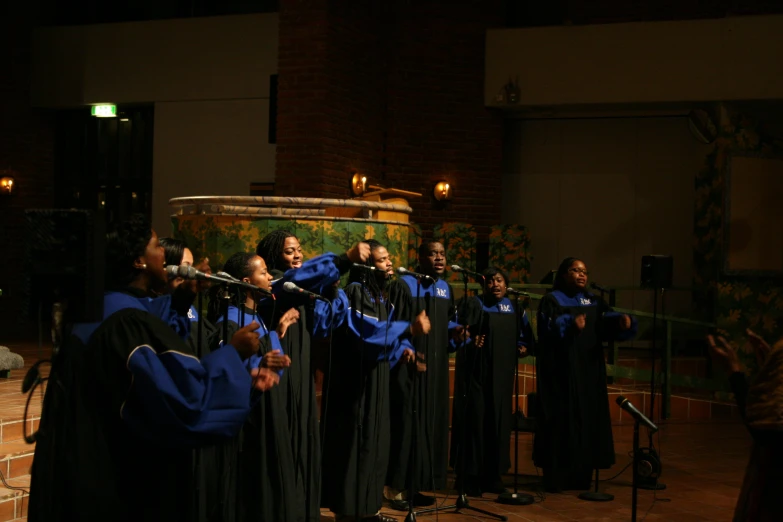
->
[[253, 229, 367, 521]]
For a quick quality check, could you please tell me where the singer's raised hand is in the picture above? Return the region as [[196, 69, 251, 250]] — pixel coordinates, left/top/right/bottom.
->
[[262, 349, 291, 371], [410, 310, 431, 336], [231, 321, 261, 360], [746, 328, 772, 367], [452, 325, 470, 343], [707, 334, 742, 374], [618, 314, 632, 331], [250, 367, 280, 392], [574, 314, 586, 331], [346, 242, 371, 264], [276, 308, 300, 339]]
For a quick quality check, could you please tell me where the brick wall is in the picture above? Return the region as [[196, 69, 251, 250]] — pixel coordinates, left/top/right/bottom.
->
[[0, 3, 55, 330], [275, 0, 505, 238]]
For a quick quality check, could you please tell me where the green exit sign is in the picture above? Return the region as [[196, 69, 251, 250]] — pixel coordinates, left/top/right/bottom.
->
[[91, 105, 117, 117]]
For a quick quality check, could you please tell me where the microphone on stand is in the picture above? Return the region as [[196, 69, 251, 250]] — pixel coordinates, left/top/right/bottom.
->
[[352, 263, 377, 271], [506, 288, 529, 297], [617, 395, 658, 433], [216, 271, 240, 281], [396, 267, 433, 281], [283, 281, 329, 301], [451, 264, 484, 279], [590, 281, 611, 294], [167, 265, 272, 297]]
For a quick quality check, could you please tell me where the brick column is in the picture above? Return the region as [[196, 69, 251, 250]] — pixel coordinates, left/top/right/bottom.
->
[[275, 0, 504, 236]]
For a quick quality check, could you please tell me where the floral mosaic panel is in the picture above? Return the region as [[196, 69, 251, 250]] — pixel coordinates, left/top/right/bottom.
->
[[693, 105, 783, 374], [489, 224, 531, 283], [171, 216, 411, 272]]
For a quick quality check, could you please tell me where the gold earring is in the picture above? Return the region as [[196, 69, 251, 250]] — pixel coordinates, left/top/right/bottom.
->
[[141, 263, 147, 269]]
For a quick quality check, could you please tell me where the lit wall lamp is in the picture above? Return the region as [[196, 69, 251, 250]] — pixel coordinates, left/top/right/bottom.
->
[[0, 175, 15, 196], [433, 181, 452, 201], [351, 173, 368, 196]]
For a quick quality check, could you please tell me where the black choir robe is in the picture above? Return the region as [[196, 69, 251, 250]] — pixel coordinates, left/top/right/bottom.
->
[[28, 290, 257, 522], [258, 273, 323, 522], [321, 282, 414, 516], [534, 289, 637, 490], [185, 304, 237, 522], [217, 304, 301, 522], [387, 275, 457, 492], [230, 253, 351, 522], [450, 295, 534, 485]]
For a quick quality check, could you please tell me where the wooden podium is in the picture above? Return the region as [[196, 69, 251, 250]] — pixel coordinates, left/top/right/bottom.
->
[[324, 187, 421, 222]]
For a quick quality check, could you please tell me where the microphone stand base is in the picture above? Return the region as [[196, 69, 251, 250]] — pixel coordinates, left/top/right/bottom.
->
[[637, 480, 666, 491], [578, 491, 614, 502], [497, 492, 535, 506]]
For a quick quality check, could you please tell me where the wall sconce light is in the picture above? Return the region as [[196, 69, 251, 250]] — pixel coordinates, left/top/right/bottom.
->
[[351, 173, 367, 196], [0, 176, 15, 196], [433, 181, 452, 201]]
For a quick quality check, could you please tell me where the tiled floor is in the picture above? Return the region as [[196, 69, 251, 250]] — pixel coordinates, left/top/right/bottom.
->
[[0, 340, 750, 521], [372, 422, 750, 521]]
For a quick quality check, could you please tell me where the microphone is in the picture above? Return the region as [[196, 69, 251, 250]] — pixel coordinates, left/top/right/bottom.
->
[[396, 267, 433, 281], [167, 265, 272, 296], [590, 282, 611, 293], [283, 281, 329, 301], [616, 395, 658, 433], [352, 263, 377, 271], [451, 264, 484, 279], [506, 288, 529, 297], [216, 271, 239, 281]]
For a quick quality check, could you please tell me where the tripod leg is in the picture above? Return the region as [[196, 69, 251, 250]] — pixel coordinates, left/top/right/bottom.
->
[[414, 495, 508, 521]]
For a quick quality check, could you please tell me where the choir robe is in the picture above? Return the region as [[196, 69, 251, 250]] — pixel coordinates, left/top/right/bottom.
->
[[449, 295, 534, 485], [217, 305, 301, 522], [533, 289, 637, 491], [258, 252, 352, 522], [387, 275, 457, 492], [321, 282, 414, 517], [187, 304, 238, 522], [231, 253, 350, 522], [28, 290, 258, 522]]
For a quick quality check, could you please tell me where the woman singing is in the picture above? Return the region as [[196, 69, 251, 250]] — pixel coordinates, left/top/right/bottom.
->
[[28, 215, 276, 522], [451, 267, 534, 497], [534, 257, 637, 493], [255, 230, 371, 521], [216, 252, 300, 522]]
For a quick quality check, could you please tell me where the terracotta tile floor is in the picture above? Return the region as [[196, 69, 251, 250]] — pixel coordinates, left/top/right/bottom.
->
[[1, 340, 750, 521]]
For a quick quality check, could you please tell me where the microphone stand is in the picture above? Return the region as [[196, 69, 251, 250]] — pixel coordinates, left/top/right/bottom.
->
[[414, 272, 507, 522], [404, 277, 423, 522], [355, 272, 367, 520], [632, 419, 640, 522], [578, 284, 614, 502], [497, 292, 534, 506], [638, 287, 666, 491]]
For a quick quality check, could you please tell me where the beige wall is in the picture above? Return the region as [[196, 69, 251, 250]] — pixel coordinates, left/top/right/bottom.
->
[[502, 116, 712, 316], [152, 100, 276, 235], [486, 15, 783, 106], [31, 14, 279, 236], [32, 14, 278, 106]]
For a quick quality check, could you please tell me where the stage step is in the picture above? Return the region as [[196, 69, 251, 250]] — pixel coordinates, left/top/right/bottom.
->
[[0, 443, 32, 521]]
